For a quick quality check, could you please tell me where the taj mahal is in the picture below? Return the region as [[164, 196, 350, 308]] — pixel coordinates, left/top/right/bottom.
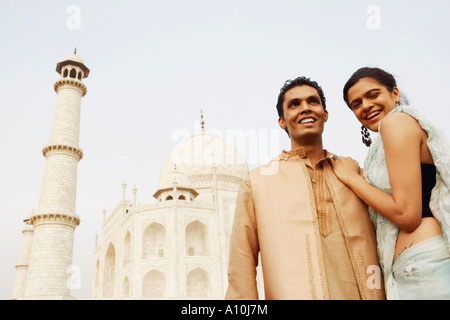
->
[[11, 52, 264, 300]]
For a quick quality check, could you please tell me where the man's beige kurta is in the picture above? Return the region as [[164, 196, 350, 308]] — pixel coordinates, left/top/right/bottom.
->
[[225, 150, 385, 300]]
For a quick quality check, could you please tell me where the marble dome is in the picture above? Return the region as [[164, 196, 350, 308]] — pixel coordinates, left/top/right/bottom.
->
[[159, 167, 194, 190], [159, 130, 248, 186], [63, 53, 84, 64]]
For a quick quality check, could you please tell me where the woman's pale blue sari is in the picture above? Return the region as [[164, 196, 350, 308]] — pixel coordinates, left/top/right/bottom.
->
[[364, 105, 450, 299]]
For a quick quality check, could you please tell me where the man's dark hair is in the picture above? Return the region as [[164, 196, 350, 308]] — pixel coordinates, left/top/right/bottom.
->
[[276, 76, 327, 118]]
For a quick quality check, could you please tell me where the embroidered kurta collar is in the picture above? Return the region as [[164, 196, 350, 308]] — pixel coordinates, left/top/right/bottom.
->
[[283, 147, 307, 158], [283, 147, 332, 165]]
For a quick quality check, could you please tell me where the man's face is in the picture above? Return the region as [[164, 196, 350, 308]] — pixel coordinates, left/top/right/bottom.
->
[[278, 85, 328, 146]]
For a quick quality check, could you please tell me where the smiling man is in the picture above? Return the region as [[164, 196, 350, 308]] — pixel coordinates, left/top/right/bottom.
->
[[225, 77, 386, 300]]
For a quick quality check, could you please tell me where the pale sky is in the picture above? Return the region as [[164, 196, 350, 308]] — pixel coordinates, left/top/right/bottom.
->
[[1, 0, 449, 299]]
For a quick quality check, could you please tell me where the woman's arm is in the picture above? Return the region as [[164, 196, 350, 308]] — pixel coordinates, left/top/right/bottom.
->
[[329, 113, 423, 232]]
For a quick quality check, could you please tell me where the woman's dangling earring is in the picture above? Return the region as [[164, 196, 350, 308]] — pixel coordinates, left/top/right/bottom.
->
[[361, 125, 372, 147]]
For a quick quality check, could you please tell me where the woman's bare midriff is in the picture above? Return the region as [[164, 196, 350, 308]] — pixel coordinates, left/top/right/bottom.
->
[[394, 217, 442, 261]]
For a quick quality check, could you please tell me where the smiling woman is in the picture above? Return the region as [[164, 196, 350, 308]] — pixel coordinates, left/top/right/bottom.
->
[[329, 67, 450, 300], [346, 78, 400, 133]]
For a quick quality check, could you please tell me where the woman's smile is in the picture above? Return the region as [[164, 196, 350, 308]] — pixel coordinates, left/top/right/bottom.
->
[[347, 77, 400, 132]]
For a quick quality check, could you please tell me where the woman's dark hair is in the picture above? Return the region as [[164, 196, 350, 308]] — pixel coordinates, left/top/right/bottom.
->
[[276, 76, 326, 118], [343, 67, 408, 107]]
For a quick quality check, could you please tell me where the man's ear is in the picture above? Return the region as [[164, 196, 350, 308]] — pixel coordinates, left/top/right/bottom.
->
[[278, 117, 287, 130], [324, 109, 329, 123]]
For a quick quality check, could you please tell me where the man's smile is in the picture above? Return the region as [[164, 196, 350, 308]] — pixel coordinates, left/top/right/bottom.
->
[[298, 116, 317, 126]]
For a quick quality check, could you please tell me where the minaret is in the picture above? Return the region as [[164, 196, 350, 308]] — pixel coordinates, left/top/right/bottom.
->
[[11, 217, 34, 300], [20, 51, 90, 299]]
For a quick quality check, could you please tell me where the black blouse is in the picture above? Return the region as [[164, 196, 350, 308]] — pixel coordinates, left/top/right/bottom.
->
[[421, 163, 436, 218]]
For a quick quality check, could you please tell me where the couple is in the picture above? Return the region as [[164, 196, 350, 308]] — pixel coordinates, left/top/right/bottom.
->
[[225, 67, 450, 300]]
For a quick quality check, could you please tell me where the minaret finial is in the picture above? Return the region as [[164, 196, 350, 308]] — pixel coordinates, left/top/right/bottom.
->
[[200, 110, 205, 130], [74, 47, 77, 55]]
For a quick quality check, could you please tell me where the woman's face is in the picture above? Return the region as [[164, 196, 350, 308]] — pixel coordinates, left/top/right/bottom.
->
[[347, 77, 400, 132]]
